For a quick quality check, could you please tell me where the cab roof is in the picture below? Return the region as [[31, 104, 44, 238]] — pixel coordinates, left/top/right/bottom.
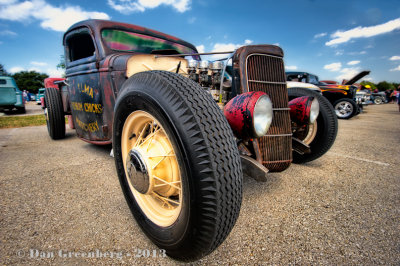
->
[[63, 19, 197, 52]]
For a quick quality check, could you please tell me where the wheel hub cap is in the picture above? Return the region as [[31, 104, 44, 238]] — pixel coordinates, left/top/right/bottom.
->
[[336, 102, 353, 117], [126, 149, 150, 194]]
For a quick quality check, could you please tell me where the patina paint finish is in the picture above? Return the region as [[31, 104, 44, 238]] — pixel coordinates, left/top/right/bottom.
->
[[63, 19, 198, 61], [44, 78, 65, 89], [288, 96, 314, 125], [224, 91, 267, 140], [62, 20, 199, 144]]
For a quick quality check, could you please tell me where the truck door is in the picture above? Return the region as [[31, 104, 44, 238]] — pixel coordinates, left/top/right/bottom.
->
[[64, 27, 107, 142]]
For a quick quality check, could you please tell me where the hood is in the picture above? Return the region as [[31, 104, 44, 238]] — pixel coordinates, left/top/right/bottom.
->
[[343, 70, 370, 85]]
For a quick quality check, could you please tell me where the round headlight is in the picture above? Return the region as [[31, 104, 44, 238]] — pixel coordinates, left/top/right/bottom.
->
[[253, 95, 273, 137], [310, 98, 320, 124]]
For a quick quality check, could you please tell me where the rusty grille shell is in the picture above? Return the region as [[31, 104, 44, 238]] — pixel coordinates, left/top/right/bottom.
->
[[234, 46, 292, 172]]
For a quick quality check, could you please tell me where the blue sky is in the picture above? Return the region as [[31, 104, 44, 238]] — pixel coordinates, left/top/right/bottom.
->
[[1, 0, 399, 82]]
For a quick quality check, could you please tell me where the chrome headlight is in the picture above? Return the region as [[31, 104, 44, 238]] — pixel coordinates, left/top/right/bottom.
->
[[309, 98, 320, 124], [253, 95, 273, 137]]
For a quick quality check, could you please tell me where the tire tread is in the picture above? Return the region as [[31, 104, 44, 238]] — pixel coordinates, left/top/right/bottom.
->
[[45, 87, 65, 139], [289, 87, 338, 163]]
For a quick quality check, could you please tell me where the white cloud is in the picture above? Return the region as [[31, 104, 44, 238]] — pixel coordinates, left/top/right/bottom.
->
[[0, 29, 16, 36], [0, 0, 18, 4], [211, 43, 238, 55], [0, 0, 110, 32], [347, 60, 360, 65], [107, 0, 190, 14], [285, 65, 297, 70], [390, 65, 400, 71], [324, 62, 342, 72], [389, 55, 400, 61], [196, 44, 204, 53], [326, 18, 400, 46], [335, 50, 344, 56], [210, 40, 253, 59], [272, 42, 280, 46], [188, 16, 196, 24], [9, 64, 64, 76], [0, 0, 33, 21], [336, 67, 361, 81], [314, 32, 327, 38], [46, 68, 64, 77], [30, 61, 47, 66], [348, 51, 367, 56], [9, 66, 25, 73], [28, 67, 41, 72]]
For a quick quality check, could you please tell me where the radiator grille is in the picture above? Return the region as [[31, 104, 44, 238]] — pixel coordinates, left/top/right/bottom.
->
[[246, 54, 292, 172]]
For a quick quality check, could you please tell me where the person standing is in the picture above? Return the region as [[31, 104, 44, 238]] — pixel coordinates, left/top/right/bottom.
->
[[385, 90, 391, 103], [397, 86, 400, 112], [391, 89, 397, 105], [22, 90, 28, 101]]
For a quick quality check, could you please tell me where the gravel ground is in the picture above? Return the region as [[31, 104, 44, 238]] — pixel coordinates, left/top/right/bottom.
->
[[0, 104, 399, 265]]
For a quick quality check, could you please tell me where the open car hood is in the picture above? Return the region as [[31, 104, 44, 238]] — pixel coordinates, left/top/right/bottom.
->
[[343, 70, 370, 85]]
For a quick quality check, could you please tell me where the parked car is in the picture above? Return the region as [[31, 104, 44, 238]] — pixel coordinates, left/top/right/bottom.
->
[[371, 91, 386, 104], [44, 19, 338, 261], [286, 76, 322, 94], [36, 88, 45, 105], [286, 71, 370, 119], [355, 89, 371, 110], [29, 93, 36, 101], [0, 76, 25, 113]]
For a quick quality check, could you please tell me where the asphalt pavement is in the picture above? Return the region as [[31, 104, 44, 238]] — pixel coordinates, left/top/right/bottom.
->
[[0, 104, 399, 265]]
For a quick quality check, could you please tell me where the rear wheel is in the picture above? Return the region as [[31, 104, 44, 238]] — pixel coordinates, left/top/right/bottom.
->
[[113, 71, 242, 261], [16, 106, 25, 114], [374, 97, 383, 104], [333, 98, 358, 119], [44, 87, 65, 139], [288, 87, 338, 163]]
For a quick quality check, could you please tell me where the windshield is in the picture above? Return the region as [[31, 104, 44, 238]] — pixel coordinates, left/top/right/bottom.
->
[[101, 29, 199, 59], [308, 75, 319, 84]]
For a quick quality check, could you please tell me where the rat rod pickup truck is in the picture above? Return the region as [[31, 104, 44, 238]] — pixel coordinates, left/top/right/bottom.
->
[[45, 19, 338, 261]]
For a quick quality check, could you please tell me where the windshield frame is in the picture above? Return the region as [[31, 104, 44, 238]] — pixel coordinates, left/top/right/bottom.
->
[[101, 28, 200, 60]]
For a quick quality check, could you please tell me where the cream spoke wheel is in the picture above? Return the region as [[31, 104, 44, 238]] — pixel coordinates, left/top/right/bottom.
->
[[303, 121, 318, 145], [121, 110, 182, 227], [113, 71, 242, 260], [152, 175, 181, 191]]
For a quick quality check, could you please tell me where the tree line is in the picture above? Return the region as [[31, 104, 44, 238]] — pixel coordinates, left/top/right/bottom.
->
[[359, 81, 399, 92], [0, 63, 48, 94]]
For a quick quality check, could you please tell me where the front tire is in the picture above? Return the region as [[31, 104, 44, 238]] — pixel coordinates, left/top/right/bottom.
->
[[44, 87, 65, 139], [333, 98, 358, 119], [288, 87, 338, 163], [113, 71, 242, 261]]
